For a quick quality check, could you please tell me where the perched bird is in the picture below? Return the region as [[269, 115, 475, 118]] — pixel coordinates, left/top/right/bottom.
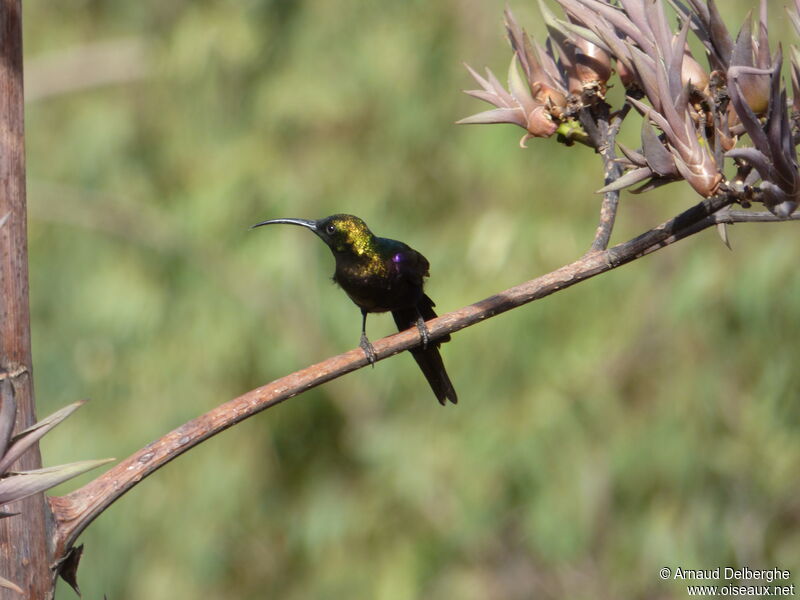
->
[[252, 214, 457, 405]]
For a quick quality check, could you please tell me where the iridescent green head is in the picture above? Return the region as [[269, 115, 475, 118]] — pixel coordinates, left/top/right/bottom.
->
[[251, 214, 376, 256]]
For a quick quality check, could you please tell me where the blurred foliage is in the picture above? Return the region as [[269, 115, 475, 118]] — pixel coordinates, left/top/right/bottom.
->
[[19, 0, 800, 598]]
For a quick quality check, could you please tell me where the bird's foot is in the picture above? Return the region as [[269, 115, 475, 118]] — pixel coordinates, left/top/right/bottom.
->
[[415, 316, 430, 350], [360, 333, 377, 367]]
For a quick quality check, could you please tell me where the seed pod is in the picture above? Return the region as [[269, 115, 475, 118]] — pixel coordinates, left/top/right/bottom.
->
[[730, 15, 771, 115], [736, 71, 771, 115], [681, 51, 709, 94], [575, 40, 612, 88], [568, 15, 611, 88]]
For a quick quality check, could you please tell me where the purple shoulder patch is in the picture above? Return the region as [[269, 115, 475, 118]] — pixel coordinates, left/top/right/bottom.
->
[[392, 252, 404, 264]]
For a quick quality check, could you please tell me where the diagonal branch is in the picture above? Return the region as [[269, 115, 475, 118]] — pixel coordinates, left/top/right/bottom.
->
[[48, 193, 798, 560], [641, 209, 800, 251]]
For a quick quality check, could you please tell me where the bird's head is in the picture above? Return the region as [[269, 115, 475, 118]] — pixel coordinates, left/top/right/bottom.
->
[[251, 214, 376, 256]]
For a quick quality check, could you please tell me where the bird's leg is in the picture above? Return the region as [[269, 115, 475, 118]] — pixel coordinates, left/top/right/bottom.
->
[[415, 312, 430, 350], [359, 309, 377, 366]]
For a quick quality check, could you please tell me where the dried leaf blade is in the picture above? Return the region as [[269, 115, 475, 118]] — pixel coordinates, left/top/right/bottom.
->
[[0, 400, 87, 474], [0, 458, 114, 504], [596, 166, 654, 193]]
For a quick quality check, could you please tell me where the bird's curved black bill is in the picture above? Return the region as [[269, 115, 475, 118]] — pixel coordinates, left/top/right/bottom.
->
[[250, 218, 318, 231]]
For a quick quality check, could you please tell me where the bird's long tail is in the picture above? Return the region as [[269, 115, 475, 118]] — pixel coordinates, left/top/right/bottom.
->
[[392, 295, 457, 405]]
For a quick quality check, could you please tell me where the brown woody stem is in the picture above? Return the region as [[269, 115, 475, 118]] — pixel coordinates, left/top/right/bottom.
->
[[0, 1, 53, 597]]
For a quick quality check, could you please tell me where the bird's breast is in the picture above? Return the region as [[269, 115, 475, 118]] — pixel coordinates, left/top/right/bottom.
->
[[333, 259, 422, 313]]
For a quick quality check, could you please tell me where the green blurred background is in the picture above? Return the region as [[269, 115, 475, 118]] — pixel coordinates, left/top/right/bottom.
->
[[21, 0, 799, 598]]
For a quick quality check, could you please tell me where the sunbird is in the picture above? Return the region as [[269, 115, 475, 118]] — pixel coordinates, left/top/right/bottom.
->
[[252, 214, 457, 405]]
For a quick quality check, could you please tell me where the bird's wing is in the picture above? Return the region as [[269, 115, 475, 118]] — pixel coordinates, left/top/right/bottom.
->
[[384, 241, 430, 286]]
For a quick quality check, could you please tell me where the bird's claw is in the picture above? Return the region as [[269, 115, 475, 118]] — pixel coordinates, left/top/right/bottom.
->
[[415, 316, 430, 350], [360, 334, 377, 367]]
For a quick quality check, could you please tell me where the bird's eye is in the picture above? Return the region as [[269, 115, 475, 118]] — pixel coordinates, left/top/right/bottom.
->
[[326, 223, 336, 234]]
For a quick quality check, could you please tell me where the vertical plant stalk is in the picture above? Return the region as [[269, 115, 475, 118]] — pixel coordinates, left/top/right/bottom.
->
[[591, 103, 631, 251], [0, 2, 53, 598]]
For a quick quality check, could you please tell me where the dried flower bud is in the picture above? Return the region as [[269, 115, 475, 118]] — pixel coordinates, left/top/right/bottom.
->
[[524, 104, 558, 139], [532, 82, 567, 115], [681, 52, 709, 94], [729, 15, 771, 115], [735, 70, 771, 115], [503, 8, 569, 117], [566, 13, 612, 90], [575, 37, 612, 88]]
